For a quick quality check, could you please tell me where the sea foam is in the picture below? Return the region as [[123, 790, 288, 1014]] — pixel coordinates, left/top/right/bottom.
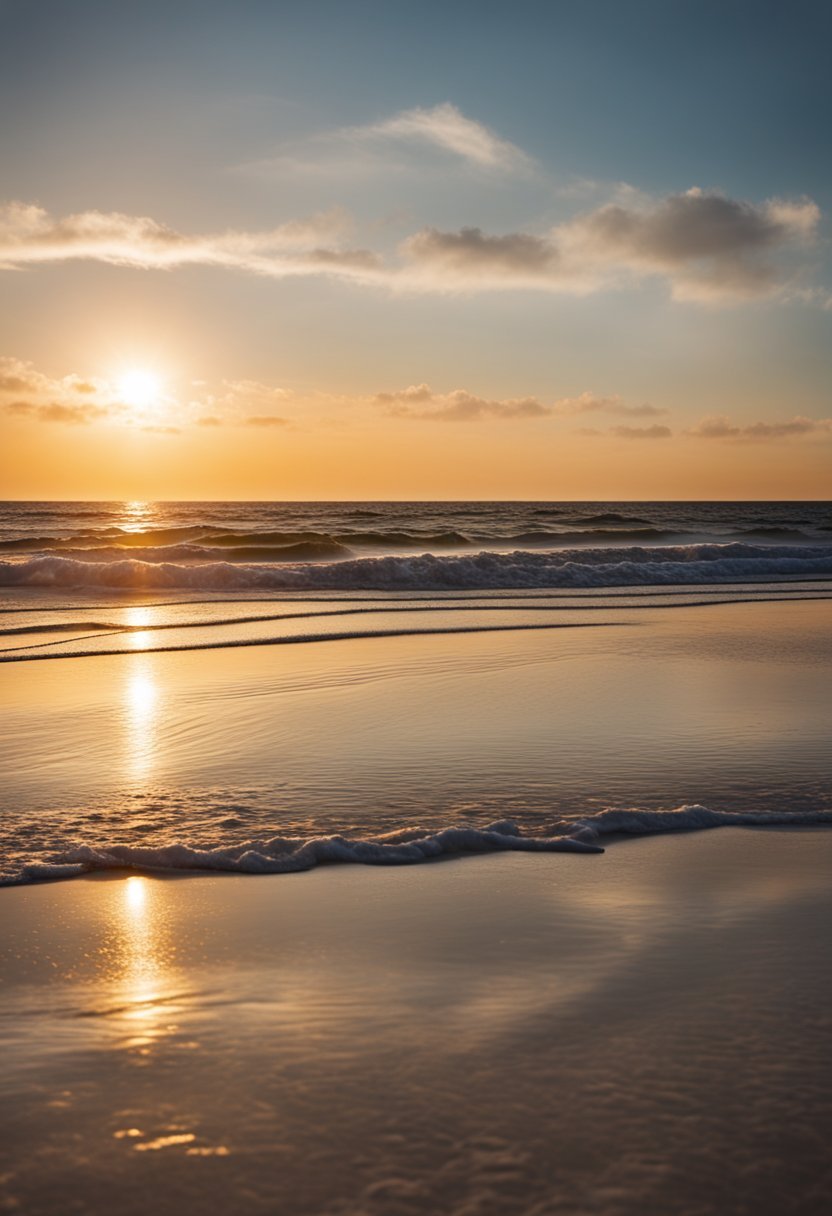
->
[[14, 806, 832, 885], [2, 542, 832, 592]]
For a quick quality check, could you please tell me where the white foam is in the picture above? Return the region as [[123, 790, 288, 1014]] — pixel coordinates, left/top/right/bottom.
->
[[2, 542, 832, 593], [14, 806, 832, 885]]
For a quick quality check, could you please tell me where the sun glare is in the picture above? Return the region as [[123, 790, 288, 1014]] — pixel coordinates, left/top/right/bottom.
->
[[118, 369, 161, 409]]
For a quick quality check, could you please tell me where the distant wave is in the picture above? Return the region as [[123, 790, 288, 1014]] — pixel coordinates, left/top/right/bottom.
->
[[38, 540, 354, 563], [12, 805, 832, 884], [2, 542, 832, 593], [571, 512, 653, 526], [0, 526, 681, 552], [3, 522, 828, 557], [736, 527, 814, 540]]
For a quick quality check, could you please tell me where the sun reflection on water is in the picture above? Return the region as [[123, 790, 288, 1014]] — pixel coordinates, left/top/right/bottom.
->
[[103, 878, 229, 1155], [125, 606, 154, 650], [109, 876, 180, 1056], [121, 500, 156, 533], [124, 659, 160, 782]]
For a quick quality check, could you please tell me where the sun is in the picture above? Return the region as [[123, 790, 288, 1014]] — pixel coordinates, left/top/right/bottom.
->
[[118, 369, 161, 410]]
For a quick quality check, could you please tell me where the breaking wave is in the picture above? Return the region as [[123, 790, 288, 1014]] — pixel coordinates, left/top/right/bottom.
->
[[2, 542, 832, 592], [13, 805, 832, 885]]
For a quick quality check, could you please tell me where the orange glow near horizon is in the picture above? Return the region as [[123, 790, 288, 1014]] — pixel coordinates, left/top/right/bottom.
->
[[0, 356, 829, 499]]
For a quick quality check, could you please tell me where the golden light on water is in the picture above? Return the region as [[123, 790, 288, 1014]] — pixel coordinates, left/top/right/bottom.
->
[[126, 606, 154, 650], [121, 500, 156, 532], [110, 876, 180, 1059], [124, 661, 160, 782], [125, 874, 147, 914]]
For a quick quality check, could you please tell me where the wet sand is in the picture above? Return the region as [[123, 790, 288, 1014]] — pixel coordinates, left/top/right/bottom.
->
[[2, 827, 831, 1216]]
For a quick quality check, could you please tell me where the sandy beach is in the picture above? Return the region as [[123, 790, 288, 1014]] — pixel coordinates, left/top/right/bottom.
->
[[2, 827, 831, 1216]]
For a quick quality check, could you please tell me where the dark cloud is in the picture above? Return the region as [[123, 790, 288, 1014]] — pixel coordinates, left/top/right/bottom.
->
[[610, 424, 673, 439], [380, 385, 549, 421], [687, 414, 832, 441], [551, 392, 668, 418], [401, 191, 820, 301], [244, 415, 289, 428], [402, 227, 556, 280], [5, 399, 109, 424]]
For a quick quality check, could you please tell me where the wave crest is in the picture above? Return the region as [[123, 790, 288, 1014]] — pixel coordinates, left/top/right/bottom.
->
[[2, 542, 832, 592]]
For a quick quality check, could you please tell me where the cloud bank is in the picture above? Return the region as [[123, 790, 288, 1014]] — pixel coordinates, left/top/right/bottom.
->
[[376, 385, 667, 423], [0, 186, 821, 304], [0, 202, 380, 282], [402, 189, 821, 300], [3, 356, 830, 445]]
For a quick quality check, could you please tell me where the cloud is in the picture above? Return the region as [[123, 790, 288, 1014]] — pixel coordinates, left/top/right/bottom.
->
[[402, 227, 556, 286], [5, 398, 110, 424], [376, 384, 550, 421], [356, 103, 533, 171], [557, 189, 821, 301], [0, 201, 381, 283], [245, 103, 534, 178], [610, 424, 673, 439], [0, 355, 54, 395], [687, 414, 832, 441], [376, 384, 665, 422], [0, 187, 822, 305], [1, 354, 301, 432], [244, 415, 289, 427], [550, 392, 668, 418], [220, 378, 289, 406], [401, 189, 821, 300]]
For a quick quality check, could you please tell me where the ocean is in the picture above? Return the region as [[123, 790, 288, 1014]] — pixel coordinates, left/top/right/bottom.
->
[[2, 500, 831, 886]]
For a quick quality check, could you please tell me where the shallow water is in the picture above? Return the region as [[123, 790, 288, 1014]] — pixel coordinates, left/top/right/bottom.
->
[[2, 500, 831, 884], [2, 831, 831, 1216], [1, 596, 831, 884]]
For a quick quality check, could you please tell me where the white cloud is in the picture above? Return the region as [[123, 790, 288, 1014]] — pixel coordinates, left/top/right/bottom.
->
[[0, 187, 824, 306], [0, 201, 380, 282], [356, 103, 533, 171], [244, 102, 534, 178]]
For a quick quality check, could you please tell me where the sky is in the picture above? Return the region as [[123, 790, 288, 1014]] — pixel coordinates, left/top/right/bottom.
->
[[1, 0, 830, 500]]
